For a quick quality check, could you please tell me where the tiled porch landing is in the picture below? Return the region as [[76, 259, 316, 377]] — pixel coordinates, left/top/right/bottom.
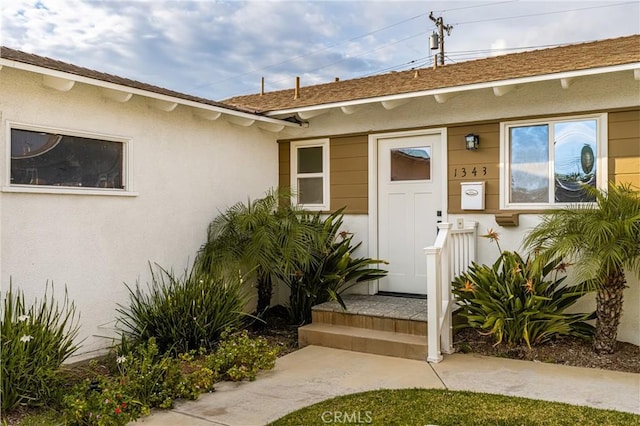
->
[[298, 294, 429, 360]]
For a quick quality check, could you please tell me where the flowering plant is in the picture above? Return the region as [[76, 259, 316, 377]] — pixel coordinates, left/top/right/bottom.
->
[[452, 229, 594, 348], [1, 281, 80, 411], [62, 376, 146, 426]]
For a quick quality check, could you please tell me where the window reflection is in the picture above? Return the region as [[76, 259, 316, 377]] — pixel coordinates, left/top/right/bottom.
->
[[510, 125, 549, 203], [390, 147, 431, 181], [554, 120, 597, 202], [508, 119, 597, 204], [11, 129, 124, 189]]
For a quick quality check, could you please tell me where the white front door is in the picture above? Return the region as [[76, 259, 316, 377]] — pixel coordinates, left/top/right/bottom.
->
[[377, 132, 442, 295]]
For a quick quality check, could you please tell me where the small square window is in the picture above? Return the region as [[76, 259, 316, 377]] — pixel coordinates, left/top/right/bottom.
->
[[291, 139, 329, 210], [9, 126, 127, 191], [390, 147, 431, 181], [298, 146, 323, 173]]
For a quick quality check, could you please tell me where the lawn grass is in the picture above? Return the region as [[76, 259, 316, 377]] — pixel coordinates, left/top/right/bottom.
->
[[270, 388, 639, 426]]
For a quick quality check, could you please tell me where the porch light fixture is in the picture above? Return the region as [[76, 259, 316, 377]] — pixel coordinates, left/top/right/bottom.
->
[[465, 133, 479, 150]]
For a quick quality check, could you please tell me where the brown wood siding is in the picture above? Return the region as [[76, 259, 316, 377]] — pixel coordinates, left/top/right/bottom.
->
[[608, 109, 640, 188], [278, 108, 639, 216], [330, 135, 368, 214], [278, 141, 290, 192], [278, 136, 368, 213], [447, 123, 501, 214]]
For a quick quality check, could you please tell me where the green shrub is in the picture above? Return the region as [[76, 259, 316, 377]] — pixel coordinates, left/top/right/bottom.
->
[[280, 210, 388, 325], [116, 264, 249, 354], [205, 329, 278, 382], [195, 188, 316, 316], [1, 282, 80, 412], [62, 376, 146, 426], [452, 231, 594, 348], [115, 337, 196, 409]]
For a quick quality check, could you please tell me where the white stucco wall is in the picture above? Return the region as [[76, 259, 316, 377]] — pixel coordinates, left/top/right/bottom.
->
[[448, 213, 640, 346], [0, 68, 279, 360], [278, 71, 640, 345]]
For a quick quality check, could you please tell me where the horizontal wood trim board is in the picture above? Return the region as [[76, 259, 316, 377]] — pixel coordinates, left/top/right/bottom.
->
[[330, 144, 368, 158], [613, 174, 640, 187], [331, 184, 368, 199], [609, 120, 640, 139], [332, 170, 368, 185], [331, 198, 368, 214], [610, 157, 640, 174], [609, 138, 640, 157], [332, 157, 368, 171], [608, 109, 640, 123]]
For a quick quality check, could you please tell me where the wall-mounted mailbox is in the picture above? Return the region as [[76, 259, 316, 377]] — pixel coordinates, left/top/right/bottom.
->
[[461, 181, 485, 210]]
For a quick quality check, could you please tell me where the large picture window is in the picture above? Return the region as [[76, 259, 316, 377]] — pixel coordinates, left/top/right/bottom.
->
[[290, 139, 329, 210], [501, 114, 606, 209], [10, 126, 126, 191]]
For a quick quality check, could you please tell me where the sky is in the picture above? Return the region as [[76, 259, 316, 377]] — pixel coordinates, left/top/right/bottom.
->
[[1, 0, 639, 101]]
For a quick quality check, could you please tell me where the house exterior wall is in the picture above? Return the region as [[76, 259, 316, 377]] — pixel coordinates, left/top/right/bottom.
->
[[276, 71, 640, 345], [609, 109, 640, 187], [279, 134, 369, 214], [0, 67, 278, 360]]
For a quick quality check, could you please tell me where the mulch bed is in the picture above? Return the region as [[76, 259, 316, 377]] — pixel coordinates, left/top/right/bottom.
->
[[453, 327, 640, 373], [255, 305, 640, 373]]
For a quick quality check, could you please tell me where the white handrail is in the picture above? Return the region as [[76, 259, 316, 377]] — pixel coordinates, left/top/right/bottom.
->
[[425, 221, 477, 363]]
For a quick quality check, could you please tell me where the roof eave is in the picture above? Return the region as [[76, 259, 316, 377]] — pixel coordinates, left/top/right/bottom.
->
[[264, 62, 640, 118], [0, 57, 302, 129]]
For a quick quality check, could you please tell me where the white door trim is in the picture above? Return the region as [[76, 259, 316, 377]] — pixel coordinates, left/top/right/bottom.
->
[[367, 128, 448, 295]]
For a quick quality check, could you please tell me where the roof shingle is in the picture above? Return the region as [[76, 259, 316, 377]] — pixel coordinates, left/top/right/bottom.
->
[[224, 35, 640, 112], [0, 46, 254, 114]]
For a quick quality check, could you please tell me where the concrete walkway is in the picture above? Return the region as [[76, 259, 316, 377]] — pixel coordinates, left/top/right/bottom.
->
[[137, 346, 640, 425]]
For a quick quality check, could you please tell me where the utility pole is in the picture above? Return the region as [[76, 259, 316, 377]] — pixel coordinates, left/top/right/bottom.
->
[[429, 12, 453, 66]]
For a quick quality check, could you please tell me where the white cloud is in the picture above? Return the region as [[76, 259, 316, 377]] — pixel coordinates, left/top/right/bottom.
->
[[2, 0, 638, 99]]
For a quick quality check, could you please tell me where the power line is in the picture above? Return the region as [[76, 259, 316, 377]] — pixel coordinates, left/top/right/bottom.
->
[[359, 40, 592, 78], [199, 1, 523, 93], [433, 0, 518, 14], [454, 1, 637, 26], [215, 1, 637, 97]]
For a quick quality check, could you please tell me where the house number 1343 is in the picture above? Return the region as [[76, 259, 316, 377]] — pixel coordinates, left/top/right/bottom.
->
[[454, 166, 487, 177]]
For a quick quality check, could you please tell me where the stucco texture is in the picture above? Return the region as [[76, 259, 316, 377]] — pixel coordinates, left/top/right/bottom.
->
[[0, 68, 278, 359]]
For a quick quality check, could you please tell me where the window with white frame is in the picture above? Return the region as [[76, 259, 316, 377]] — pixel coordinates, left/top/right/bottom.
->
[[9, 125, 127, 191], [290, 139, 329, 210], [501, 114, 606, 209]]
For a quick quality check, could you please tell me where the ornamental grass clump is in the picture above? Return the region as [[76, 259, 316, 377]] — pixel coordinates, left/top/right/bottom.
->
[[452, 229, 594, 348], [1, 281, 80, 412], [116, 263, 249, 354]]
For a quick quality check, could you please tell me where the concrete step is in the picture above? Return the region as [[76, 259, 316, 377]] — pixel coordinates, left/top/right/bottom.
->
[[298, 323, 428, 361]]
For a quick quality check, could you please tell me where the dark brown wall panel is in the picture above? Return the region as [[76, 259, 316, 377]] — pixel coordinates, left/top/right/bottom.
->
[[447, 122, 501, 214]]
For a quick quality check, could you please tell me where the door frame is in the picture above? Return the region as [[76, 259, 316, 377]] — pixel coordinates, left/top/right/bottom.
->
[[367, 128, 449, 295]]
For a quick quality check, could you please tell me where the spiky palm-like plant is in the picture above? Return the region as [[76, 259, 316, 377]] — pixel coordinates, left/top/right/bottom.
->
[[523, 183, 640, 354], [195, 188, 315, 316]]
